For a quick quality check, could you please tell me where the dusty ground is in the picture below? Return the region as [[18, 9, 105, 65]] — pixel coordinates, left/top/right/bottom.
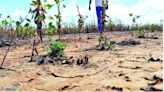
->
[[0, 31, 163, 91]]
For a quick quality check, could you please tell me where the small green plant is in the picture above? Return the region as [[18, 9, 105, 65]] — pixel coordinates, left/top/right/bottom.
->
[[98, 36, 115, 50], [138, 29, 145, 38], [43, 37, 66, 57]]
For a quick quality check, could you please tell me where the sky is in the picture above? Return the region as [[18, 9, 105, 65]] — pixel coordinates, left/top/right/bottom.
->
[[0, 0, 163, 25]]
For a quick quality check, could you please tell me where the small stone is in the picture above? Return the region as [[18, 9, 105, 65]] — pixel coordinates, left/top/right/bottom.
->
[[111, 86, 123, 91], [37, 58, 44, 65], [148, 55, 161, 62], [118, 39, 140, 46], [61, 60, 67, 64]]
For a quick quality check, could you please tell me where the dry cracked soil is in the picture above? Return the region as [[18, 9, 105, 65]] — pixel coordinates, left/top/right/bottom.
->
[[0, 31, 163, 91]]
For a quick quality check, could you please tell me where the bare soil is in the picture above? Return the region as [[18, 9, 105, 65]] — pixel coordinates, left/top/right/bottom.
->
[[0, 31, 163, 91]]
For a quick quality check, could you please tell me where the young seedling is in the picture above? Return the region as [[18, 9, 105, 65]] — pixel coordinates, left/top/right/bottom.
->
[[29, 0, 47, 62], [129, 13, 140, 36], [37, 36, 66, 65], [44, 0, 65, 40], [56, 2, 62, 40], [129, 13, 140, 30], [29, 0, 46, 42], [76, 4, 88, 39], [55, 0, 65, 40]]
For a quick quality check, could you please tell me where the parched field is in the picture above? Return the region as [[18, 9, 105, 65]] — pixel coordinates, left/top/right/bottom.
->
[[0, 31, 163, 91]]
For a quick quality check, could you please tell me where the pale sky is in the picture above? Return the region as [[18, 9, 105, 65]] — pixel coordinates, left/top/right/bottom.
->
[[0, 0, 163, 25]]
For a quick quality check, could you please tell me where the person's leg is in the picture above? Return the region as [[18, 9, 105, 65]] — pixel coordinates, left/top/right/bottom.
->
[[96, 7, 103, 33]]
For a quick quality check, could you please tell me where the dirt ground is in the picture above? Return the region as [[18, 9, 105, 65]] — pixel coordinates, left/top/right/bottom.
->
[[0, 31, 163, 91]]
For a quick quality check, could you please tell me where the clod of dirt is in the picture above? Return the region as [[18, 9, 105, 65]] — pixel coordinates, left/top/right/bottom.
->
[[76, 55, 89, 67], [61, 60, 72, 65], [148, 80, 161, 86], [111, 86, 123, 91], [37, 58, 45, 65], [0, 67, 5, 70], [125, 76, 131, 82], [96, 41, 115, 51], [118, 61, 124, 64], [0, 38, 10, 47], [104, 85, 123, 91], [118, 65, 142, 70], [59, 85, 69, 91], [96, 45, 104, 50], [143, 75, 163, 86], [140, 86, 162, 91], [35, 55, 89, 67], [149, 75, 163, 86], [136, 56, 146, 60], [138, 36, 145, 38], [142, 77, 150, 81], [141, 75, 163, 91], [131, 66, 142, 69], [118, 73, 125, 76], [118, 39, 140, 46], [95, 88, 101, 91], [87, 36, 95, 39], [148, 55, 161, 62], [153, 75, 163, 82], [143, 75, 163, 82], [26, 78, 34, 82], [48, 59, 54, 64], [150, 35, 158, 39]]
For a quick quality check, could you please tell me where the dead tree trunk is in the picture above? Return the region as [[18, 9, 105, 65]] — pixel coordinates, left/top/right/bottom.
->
[[37, 24, 43, 42], [0, 39, 12, 69], [29, 39, 38, 62]]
